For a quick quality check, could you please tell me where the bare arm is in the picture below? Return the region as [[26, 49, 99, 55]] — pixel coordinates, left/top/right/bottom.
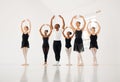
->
[[70, 28, 75, 38], [80, 15, 86, 31], [70, 16, 77, 31], [50, 15, 55, 30], [27, 19, 31, 34], [39, 24, 45, 37], [46, 24, 52, 37], [87, 21, 92, 35], [59, 15, 65, 29], [62, 27, 67, 38], [21, 20, 25, 33], [95, 21, 101, 35], [70, 33, 75, 38]]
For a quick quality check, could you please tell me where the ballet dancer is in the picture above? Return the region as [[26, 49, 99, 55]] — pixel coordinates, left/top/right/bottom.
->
[[70, 15, 86, 66], [39, 24, 52, 65], [62, 27, 74, 66], [50, 15, 65, 66], [20, 19, 31, 66], [87, 21, 101, 65]]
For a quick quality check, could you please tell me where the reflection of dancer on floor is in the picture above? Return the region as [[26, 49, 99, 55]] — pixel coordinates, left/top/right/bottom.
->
[[20, 67, 28, 82], [42, 66, 49, 82], [87, 21, 101, 65], [66, 67, 72, 82], [62, 27, 74, 66], [53, 67, 61, 82], [50, 15, 65, 66], [70, 15, 86, 66], [74, 67, 84, 82], [91, 66, 98, 82], [20, 19, 31, 66], [39, 24, 52, 65]]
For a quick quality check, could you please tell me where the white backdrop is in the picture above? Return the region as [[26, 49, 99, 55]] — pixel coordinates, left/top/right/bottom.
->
[[0, 0, 120, 65]]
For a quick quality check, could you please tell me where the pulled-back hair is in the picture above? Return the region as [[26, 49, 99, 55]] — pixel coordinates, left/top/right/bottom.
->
[[68, 31, 72, 35], [76, 21, 81, 24], [25, 26, 29, 30], [92, 27, 95, 29], [45, 30, 48, 32], [55, 24, 60, 28]]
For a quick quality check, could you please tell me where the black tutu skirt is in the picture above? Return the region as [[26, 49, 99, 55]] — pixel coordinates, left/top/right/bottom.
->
[[74, 42, 84, 53], [89, 42, 98, 49], [21, 41, 29, 48]]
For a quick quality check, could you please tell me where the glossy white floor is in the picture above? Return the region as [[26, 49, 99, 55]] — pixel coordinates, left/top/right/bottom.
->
[[0, 0, 120, 82], [0, 64, 120, 82]]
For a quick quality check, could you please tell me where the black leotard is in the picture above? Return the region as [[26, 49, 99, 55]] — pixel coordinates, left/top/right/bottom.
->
[[42, 37, 49, 48], [89, 34, 98, 49], [65, 38, 71, 49], [21, 33, 29, 48]]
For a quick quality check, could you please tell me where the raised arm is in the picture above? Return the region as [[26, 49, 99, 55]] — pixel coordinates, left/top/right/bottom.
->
[[87, 21, 92, 35], [50, 15, 55, 30], [39, 24, 45, 37], [70, 15, 77, 31], [27, 19, 31, 34], [95, 21, 101, 35], [21, 20, 25, 33], [46, 24, 52, 37], [62, 27, 67, 38], [59, 15, 65, 29], [70, 27, 75, 38], [80, 15, 86, 31]]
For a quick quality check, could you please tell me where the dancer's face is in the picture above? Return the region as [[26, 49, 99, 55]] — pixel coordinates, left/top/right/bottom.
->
[[55, 24, 60, 30], [44, 30, 48, 35], [76, 22, 81, 28], [67, 32, 70, 37], [91, 27, 95, 33], [24, 26, 29, 32], [67, 32, 71, 37]]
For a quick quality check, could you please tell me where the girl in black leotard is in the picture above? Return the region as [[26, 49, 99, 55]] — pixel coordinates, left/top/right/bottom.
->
[[87, 21, 101, 66], [39, 24, 52, 65], [21, 19, 31, 66], [62, 27, 75, 66], [70, 15, 86, 66]]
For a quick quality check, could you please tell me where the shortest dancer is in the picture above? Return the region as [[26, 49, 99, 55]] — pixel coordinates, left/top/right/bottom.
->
[[39, 24, 52, 65], [62, 27, 75, 66], [87, 21, 101, 66]]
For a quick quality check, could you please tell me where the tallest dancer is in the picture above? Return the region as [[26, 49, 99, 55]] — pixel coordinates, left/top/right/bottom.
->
[[50, 15, 65, 66], [70, 15, 86, 66]]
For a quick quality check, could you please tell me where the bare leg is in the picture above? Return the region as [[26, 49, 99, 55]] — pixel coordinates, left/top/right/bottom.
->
[[25, 48, 28, 65], [22, 47, 29, 66], [22, 48, 26, 66], [91, 48, 97, 66], [77, 52, 83, 66], [94, 48, 98, 65], [65, 47, 72, 66]]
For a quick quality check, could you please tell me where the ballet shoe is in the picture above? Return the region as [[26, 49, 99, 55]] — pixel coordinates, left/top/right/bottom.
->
[[43, 62, 47, 66], [53, 63, 61, 66], [93, 63, 98, 66], [77, 63, 84, 66], [66, 64, 72, 66], [21, 64, 29, 66]]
